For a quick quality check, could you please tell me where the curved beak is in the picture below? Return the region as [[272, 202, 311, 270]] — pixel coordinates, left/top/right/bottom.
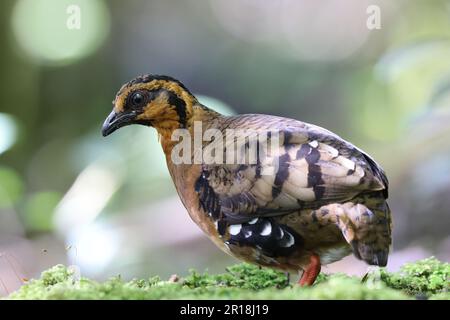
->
[[102, 110, 137, 137]]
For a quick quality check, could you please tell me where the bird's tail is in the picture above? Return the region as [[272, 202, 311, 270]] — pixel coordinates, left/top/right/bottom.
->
[[334, 194, 392, 266]]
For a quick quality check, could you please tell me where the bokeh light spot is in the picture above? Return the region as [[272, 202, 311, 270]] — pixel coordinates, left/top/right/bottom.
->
[[11, 0, 110, 65], [66, 223, 119, 274], [23, 191, 62, 232], [0, 113, 18, 155], [0, 167, 23, 208]]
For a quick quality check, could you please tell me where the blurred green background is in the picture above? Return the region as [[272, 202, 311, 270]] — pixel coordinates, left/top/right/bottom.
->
[[1, 0, 450, 295]]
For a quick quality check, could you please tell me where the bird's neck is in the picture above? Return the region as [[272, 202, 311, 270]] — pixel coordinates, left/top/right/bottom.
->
[[158, 103, 223, 159], [159, 103, 223, 205]]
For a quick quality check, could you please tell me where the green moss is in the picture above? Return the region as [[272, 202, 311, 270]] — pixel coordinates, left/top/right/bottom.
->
[[6, 258, 449, 300], [183, 263, 289, 290], [378, 257, 449, 296]]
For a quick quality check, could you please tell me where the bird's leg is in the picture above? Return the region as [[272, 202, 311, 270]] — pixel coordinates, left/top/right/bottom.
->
[[285, 272, 290, 286], [298, 254, 321, 286]]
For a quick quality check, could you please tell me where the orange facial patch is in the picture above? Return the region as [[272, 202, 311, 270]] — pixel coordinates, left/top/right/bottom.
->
[[114, 80, 195, 115], [136, 91, 178, 124]]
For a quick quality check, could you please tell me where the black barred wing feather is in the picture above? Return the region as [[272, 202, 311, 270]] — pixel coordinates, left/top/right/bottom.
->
[[195, 115, 388, 223]]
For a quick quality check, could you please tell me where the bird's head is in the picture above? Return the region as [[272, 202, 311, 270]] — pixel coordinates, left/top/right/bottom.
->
[[102, 74, 198, 138]]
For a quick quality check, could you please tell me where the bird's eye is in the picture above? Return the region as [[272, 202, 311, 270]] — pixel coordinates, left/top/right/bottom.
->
[[131, 92, 145, 107]]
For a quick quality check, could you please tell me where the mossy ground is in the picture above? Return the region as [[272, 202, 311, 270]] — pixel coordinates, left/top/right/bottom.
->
[[6, 257, 449, 300]]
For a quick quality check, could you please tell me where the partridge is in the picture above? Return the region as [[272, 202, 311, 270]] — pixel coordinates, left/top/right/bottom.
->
[[102, 74, 392, 285]]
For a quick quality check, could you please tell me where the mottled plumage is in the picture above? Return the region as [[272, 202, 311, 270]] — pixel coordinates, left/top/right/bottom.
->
[[194, 115, 391, 271], [102, 74, 392, 285]]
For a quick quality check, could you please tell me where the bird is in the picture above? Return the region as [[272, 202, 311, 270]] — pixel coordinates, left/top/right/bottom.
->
[[102, 74, 392, 286]]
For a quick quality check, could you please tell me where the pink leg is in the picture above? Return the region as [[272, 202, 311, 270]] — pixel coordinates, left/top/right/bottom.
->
[[298, 254, 321, 286]]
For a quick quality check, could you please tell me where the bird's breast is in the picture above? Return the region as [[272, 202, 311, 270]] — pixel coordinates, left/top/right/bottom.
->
[[166, 161, 230, 251]]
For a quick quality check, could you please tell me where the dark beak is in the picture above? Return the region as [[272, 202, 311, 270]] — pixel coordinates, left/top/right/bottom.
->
[[102, 110, 137, 137]]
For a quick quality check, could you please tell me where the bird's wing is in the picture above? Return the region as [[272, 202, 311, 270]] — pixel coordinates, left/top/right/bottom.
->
[[195, 114, 388, 223]]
